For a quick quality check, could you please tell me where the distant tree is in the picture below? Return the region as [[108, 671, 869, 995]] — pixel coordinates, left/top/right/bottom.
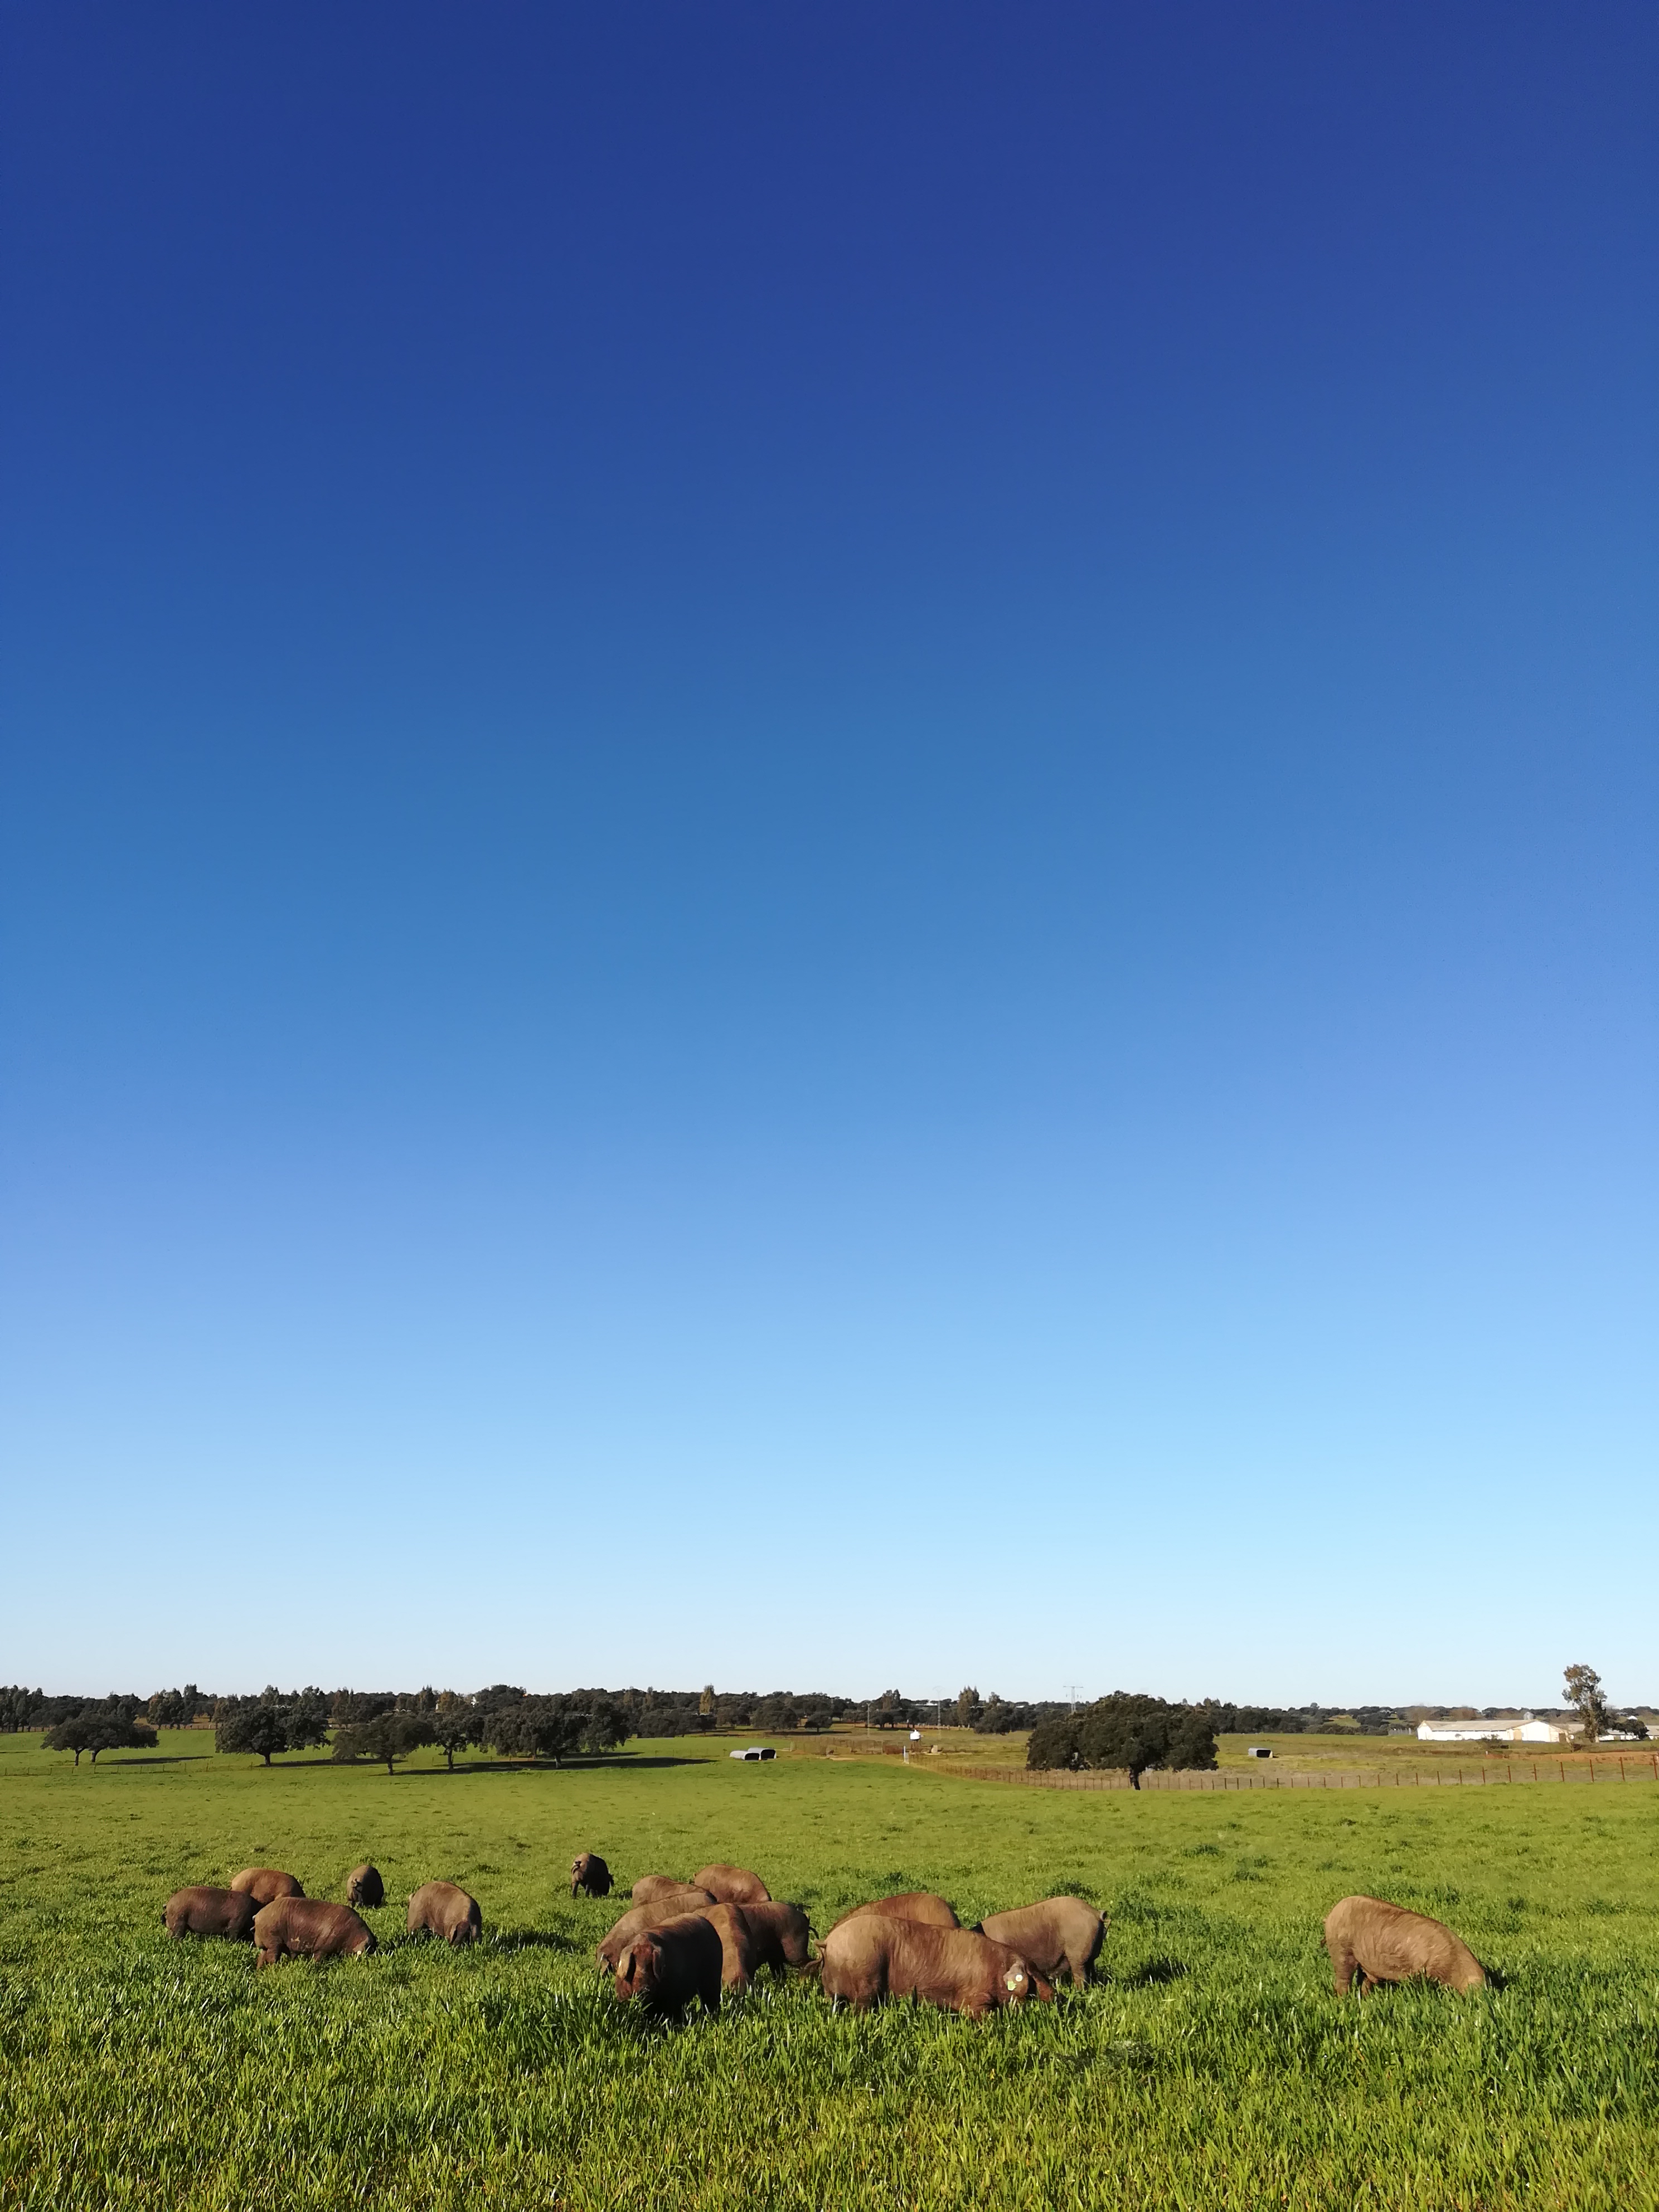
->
[[1563, 1663, 1611, 1744], [148, 1689, 188, 1727], [332, 1713, 430, 1774], [699, 1684, 715, 1718], [484, 1697, 581, 1764], [483, 1693, 629, 1765], [285, 1687, 332, 1754], [42, 1713, 97, 1765], [94, 1714, 157, 1762], [216, 1703, 291, 1767], [42, 1710, 158, 1766], [954, 1686, 982, 1728], [1, 1687, 47, 1734], [975, 1695, 1021, 1735], [330, 1689, 397, 1725], [579, 1696, 630, 1755], [429, 1694, 479, 1770], [1029, 1693, 1217, 1789], [873, 1690, 906, 1730]]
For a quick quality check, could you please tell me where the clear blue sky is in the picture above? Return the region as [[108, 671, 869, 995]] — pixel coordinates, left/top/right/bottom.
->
[[2, 6, 1653, 1707]]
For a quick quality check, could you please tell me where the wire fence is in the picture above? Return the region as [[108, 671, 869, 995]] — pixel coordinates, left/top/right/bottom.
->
[[930, 1753, 1659, 1793]]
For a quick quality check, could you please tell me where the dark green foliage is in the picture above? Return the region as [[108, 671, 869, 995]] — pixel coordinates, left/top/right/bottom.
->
[[41, 1709, 158, 1766], [1029, 1693, 1218, 1786], [331, 1713, 430, 1773], [481, 1692, 630, 1765], [1564, 1664, 1611, 1744], [329, 1689, 399, 1725], [214, 1705, 290, 1765], [974, 1695, 1057, 1734], [428, 1695, 480, 1770], [284, 1689, 332, 1753], [4, 1687, 91, 1733], [145, 1685, 212, 1728]]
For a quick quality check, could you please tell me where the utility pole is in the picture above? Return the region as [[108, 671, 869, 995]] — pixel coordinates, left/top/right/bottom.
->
[[1065, 1683, 1084, 1714]]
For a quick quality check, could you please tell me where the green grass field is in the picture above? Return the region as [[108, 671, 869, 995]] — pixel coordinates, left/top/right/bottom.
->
[[2, 1731, 1656, 2210]]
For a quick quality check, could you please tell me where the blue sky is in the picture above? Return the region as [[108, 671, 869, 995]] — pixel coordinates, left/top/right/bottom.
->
[[2, 6, 1653, 1705]]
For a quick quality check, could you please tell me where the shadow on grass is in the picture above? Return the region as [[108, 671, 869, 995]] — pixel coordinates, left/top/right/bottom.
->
[[489, 1928, 579, 1954], [1122, 1957, 1188, 1987], [389, 1755, 702, 1778], [99, 1755, 212, 1767]]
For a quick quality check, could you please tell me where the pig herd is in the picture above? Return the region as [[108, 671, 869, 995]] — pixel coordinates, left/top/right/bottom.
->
[[163, 1847, 1489, 2019], [162, 1863, 481, 1968], [581, 1857, 1106, 2021]]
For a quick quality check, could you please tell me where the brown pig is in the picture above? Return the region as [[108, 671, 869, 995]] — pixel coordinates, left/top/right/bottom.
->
[[252, 1896, 376, 1966], [829, 1890, 959, 1933], [345, 1863, 384, 1908], [596, 1895, 722, 1972], [1324, 1895, 1487, 1996], [733, 1899, 813, 1977], [163, 1886, 258, 1941], [407, 1879, 482, 1945], [692, 1862, 772, 1905], [630, 1875, 715, 1907], [974, 1898, 1107, 1987], [701, 1901, 760, 1991], [230, 1867, 303, 1905], [570, 1852, 613, 1898], [821, 1914, 1053, 2020], [612, 1912, 724, 2018]]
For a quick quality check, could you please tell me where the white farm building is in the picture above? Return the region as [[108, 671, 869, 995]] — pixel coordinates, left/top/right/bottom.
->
[[1416, 1715, 1574, 1744]]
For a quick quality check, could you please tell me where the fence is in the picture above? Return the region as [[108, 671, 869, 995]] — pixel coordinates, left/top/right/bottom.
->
[[930, 1753, 1659, 1793]]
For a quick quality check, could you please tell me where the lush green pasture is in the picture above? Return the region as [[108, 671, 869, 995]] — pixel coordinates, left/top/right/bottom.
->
[[2, 1732, 1656, 2210]]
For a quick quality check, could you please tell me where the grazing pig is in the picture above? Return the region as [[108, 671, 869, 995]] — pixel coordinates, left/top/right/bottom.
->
[[701, 1902, 760, 1992], [407, 1880, 482, 1945], [630, 1875, 715, 1907], [1324, 1895, 1487, 1996], [596, 1896, 721, 1972], [163, 1886, 258, 1941], [230, 1867, 303, 1905], [734, 1899, 813, 1978], [252, 1896, 375, 1966], [570, 1852, 613, 1899], [974, 1898, 1107, 1988], [345, 1863, 384, 1908], [612, 1912, 723, 2019], [830, 1890, 959, 1933], [821, 1915, 1053, 2020], [693, 1862, 772, 1905]]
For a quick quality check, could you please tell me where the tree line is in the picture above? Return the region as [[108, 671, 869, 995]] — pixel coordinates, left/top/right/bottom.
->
[[1, 1682, 1448, 1742], [14, 1679, 1642, 1769]]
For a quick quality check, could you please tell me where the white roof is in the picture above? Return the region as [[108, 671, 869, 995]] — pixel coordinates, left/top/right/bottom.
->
[[1417, 1717, 1573, 1742]]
